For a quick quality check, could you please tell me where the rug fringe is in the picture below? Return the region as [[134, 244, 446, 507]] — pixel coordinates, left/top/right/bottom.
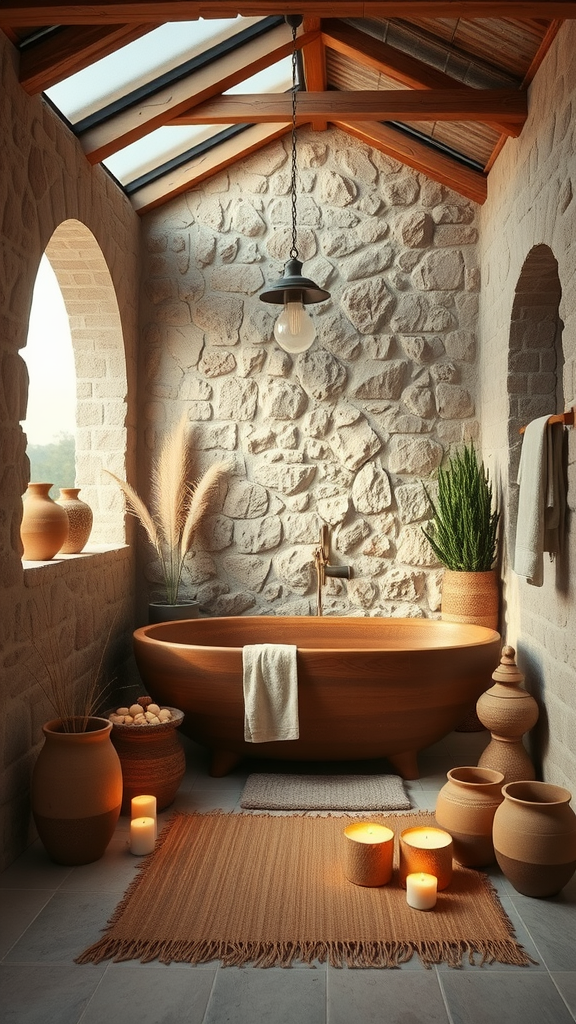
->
[[75, 936, 536, 969]]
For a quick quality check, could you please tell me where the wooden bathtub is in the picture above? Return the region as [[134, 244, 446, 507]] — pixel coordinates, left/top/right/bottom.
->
[[132, 616, 501, 779]]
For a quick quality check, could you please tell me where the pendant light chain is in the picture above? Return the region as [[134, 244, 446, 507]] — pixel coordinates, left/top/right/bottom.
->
[[289, 20, 299, 261]]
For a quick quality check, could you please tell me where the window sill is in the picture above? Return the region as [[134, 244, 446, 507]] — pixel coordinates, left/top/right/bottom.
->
[[23, 544, 130, 584]]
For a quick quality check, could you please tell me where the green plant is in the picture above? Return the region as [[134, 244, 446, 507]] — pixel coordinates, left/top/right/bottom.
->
[[106, 415, 229, 605], [422, 444, 500, 572]]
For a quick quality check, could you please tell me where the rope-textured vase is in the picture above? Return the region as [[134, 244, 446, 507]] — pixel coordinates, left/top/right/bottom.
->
[[440, 569, 499, 630]]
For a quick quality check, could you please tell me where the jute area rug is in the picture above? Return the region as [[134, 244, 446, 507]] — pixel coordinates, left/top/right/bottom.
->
[[77, 811, 535, 970], [240, 772, 411, 811]]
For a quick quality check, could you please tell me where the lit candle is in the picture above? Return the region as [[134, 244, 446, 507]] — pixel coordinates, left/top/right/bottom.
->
[[406, 872, 438, 910], [399, 826, 453, 890], [130, 816, 156, 856], [343, 822, 395, 887], [131, 795, 157, 837]]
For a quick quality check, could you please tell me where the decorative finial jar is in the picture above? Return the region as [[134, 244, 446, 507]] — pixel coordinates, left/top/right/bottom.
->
[[476, 645, 539, 783]]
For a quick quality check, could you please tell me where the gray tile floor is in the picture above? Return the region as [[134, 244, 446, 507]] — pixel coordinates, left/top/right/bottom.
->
[[1, 731, 575, 1024]]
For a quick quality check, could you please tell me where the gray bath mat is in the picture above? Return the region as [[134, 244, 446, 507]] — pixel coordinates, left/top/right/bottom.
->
[[240, 773, 411, 811]]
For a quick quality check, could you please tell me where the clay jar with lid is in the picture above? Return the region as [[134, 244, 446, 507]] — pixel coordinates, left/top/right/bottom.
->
[[493, 780, 576, 898], [435, 765, 505, 867]]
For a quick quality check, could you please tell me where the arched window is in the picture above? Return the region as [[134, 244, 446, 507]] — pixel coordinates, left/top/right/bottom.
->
[[21, 220, 129, 547]]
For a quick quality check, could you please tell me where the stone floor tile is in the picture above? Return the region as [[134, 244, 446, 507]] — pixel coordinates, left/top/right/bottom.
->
[[509, 891, 576, 971], [3, 891, 120, 965], [79, 963, 217, 1024], [327, 967, 450, 1023], [0, 963, 105, 1024], [204, 965, 326, 1024], [439, 969, 576, 1024], [551, 972, 576, 1018], [0, 889, 53, 958]]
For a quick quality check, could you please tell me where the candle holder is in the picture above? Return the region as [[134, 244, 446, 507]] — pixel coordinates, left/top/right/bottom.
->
[[399, 826, 453, 889], [343, 822, 394, 887]]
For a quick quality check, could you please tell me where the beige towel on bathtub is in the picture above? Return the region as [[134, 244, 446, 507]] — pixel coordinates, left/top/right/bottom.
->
[[514, 415, 565, 586], [243, 643, 299, 743]]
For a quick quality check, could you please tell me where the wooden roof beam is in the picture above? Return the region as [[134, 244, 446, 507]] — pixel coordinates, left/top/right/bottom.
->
[[301, 16, 327, 131], [80, 23, 318, 163], [336, 119, 488, 203], [18, 24, 155, 94], [172, 89, 526, 137], [132, 121, 290, 214], [322, 19, 523, 138], [1, 4, 576, 27]]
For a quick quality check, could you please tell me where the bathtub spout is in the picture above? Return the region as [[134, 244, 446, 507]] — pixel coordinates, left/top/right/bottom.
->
[[313, 524, 352, 616]]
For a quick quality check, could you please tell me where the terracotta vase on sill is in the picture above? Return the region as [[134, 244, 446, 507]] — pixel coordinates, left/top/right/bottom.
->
[[56, 488, 93, 553], [20, 482, 69, 560]]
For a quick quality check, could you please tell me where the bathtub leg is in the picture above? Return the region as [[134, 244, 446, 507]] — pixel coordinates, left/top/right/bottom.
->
[[210, 748, 243, 778], [388, 750, 420, 781]]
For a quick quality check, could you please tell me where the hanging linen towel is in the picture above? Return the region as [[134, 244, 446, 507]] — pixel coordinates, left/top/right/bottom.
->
[[243, 643, 299, 743], [514, 415, 565, 586]]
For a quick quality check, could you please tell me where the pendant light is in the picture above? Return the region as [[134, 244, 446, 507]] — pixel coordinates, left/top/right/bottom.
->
[[259, 14, 329, 353]]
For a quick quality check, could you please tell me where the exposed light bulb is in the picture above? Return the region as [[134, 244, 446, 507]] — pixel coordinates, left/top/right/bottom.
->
[[273, 298, 316, 353]]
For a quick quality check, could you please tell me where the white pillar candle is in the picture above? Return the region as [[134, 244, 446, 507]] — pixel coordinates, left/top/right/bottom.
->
[[130, 816, 156, 856], [131, 795, 157, 837], [343, 822, 395, 887], [406, 872, 438, 910]]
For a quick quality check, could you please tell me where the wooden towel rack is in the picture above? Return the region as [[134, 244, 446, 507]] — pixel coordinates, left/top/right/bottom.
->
[[519, 406, 576, 434]]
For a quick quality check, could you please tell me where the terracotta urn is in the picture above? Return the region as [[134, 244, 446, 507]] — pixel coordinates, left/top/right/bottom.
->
[[476, 645, 539, 783], [110, 707, 186, 814], [20, 482, 69, 560], [493, 780, 576, 898], [56, 488, 93, 553], [435, 765, 505, 866], [31, 717, 122, 865]]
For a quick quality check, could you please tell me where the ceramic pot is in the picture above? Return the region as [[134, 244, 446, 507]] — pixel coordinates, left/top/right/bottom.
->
[[493, 780, 576, 898], [110, 708, 186, 814], [56, 488, 93, 553], [435, 765, 505, 866], [148, 601, 200, 624], [441, 569, 499, 630], [476, 645, 539, 783], [21, 482, 69, 560], [31, 717, 122, 865]]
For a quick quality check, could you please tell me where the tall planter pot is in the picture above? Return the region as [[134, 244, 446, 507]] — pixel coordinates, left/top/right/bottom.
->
[[441, 569, 499, 630], [31, 717, 123, 866], [442, 568, 500, 731], [493, 780, 576, 898], [20, 482, 69, 560]]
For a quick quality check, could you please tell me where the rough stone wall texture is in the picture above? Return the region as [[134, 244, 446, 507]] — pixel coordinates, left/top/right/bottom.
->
[[0, 34, 141, 869], [478, 20, 576, 792], [141, 126, 480, 621]]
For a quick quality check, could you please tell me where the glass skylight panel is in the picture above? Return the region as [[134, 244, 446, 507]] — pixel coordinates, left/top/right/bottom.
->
[[103, 125, 232, 186], [46, 17, 263, 125], [103, 55, 293, 188]]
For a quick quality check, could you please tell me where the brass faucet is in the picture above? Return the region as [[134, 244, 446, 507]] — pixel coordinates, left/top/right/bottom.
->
[[313, 524, 352, 616]]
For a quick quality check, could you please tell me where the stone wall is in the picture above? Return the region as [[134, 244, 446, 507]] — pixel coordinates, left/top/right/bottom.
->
[[478, 20, 576, 791], [0, 34, 141, 869], [141, 127, 481, 620]]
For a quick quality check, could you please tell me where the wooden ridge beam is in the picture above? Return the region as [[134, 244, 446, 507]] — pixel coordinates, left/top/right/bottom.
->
[[1, 4, 576, 27], [335, 119, 488, 204], [18, 24, 155, 94], [171, 89, 526, 137], [80, 23, 318, 164], [131, 122, 290, 214]]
